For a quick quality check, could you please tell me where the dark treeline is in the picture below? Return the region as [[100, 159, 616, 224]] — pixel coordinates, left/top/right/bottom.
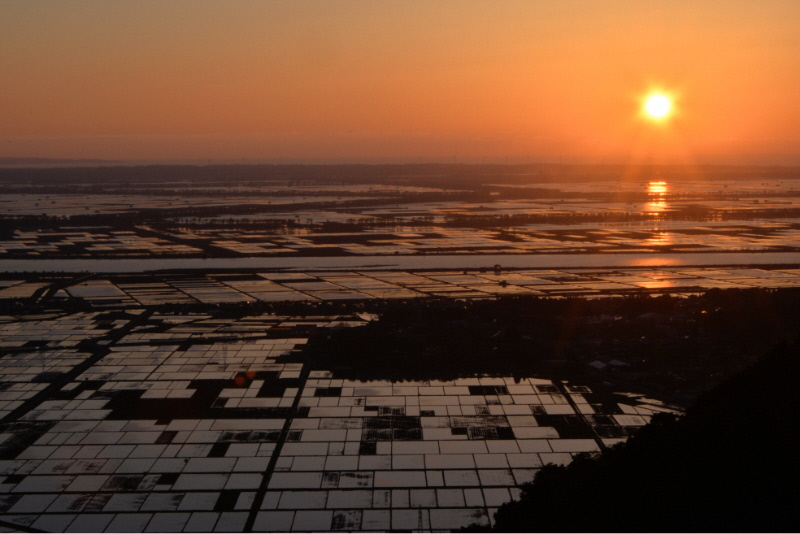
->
[[300, 288, 800, 402], [486, 338, 800, 532]]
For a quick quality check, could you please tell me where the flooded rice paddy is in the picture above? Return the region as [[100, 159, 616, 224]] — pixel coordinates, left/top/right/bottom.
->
[[4, 266, 800, 306], [0, 312, 674, 532], [1, 174, 799, 531], [5, 179, 800, 262]]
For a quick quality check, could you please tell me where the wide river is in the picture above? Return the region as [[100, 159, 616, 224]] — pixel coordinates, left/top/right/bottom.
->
[[1, 252, 800, 273]]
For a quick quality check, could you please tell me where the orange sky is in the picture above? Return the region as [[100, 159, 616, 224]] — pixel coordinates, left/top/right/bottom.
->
[[2, 1, 799, 163]]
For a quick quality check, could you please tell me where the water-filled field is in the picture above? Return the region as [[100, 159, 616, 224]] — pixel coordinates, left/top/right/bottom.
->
[[0, 311, 674, 532], [4, 176, 800, 262]]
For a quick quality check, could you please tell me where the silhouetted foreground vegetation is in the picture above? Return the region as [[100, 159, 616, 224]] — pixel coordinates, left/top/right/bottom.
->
[[483, 340, 800, 532]]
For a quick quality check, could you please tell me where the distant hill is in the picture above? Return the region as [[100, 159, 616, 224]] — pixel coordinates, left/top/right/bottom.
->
[[487, 339, 800, 532]]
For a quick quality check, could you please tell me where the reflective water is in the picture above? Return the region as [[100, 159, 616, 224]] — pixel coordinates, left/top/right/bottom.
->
[[0, 310, 675, 531]]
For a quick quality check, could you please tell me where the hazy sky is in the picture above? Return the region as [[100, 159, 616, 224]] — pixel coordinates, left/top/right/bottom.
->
[[2, 1, 799, 163]]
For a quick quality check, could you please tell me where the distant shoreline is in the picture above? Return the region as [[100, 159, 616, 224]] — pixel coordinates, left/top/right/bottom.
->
[[3, 161, 800, 185], [1, 251, 799, 274]]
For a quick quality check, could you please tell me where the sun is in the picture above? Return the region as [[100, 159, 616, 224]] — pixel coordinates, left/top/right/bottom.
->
[[644, 94, 672, 119]]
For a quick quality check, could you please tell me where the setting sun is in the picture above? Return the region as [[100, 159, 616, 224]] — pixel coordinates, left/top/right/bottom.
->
[[2, 2, 799, 163], [644, 94, 672, 119]]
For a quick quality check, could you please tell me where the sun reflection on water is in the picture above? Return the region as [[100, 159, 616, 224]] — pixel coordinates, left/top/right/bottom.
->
[[646, 181, 669, 212], [646, 231, 673, 247], [629, 257, 683, 267], [648, 181, 668, 195]]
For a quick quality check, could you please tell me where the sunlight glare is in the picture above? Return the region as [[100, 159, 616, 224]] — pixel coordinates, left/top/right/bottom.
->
[[644, 94, 672, 119]]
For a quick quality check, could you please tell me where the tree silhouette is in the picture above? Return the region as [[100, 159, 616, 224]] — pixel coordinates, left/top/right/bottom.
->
[[487, 339, 800, 532]]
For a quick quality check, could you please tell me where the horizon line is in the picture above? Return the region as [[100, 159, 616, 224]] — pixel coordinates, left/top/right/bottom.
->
[[3, 157, 800, 169]]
